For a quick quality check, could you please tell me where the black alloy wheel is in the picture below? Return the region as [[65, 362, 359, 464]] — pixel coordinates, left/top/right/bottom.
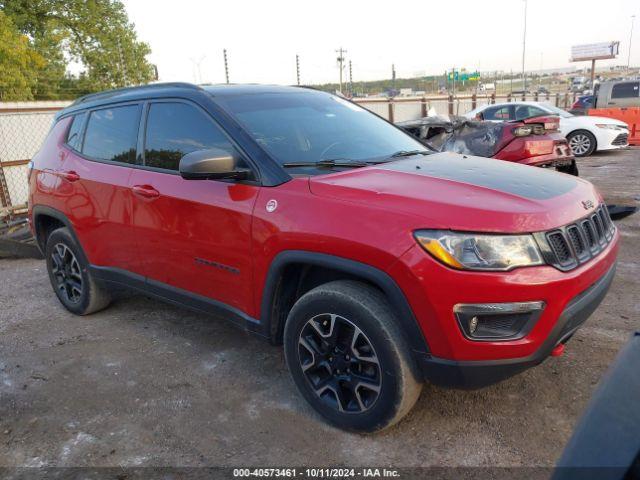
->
[[298, 313, 382, 413], [50, 242, 83, 304], [45, 227, 111, 315]]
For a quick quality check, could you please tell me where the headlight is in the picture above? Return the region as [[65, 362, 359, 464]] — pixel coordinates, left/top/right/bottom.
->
[[595, 124, 623, 130], [414, 230, 544, 271]]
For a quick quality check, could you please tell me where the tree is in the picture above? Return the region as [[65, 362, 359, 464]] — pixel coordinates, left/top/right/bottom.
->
[[0, 0, 154, 99], [0, 11, 45, 101]]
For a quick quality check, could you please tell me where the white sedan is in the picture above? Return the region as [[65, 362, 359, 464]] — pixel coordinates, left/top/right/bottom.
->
[[465, 101, 629, 157]]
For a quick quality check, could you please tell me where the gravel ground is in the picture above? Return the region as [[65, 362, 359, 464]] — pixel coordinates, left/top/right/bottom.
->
[[0, 148, 638, 469]]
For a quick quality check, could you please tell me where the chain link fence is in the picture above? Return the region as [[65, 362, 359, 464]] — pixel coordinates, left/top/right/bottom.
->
[[355, 92, 580, 122], [0, 106, 66, 219]]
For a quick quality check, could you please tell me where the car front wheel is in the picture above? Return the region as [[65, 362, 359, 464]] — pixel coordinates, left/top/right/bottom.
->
[[567, 130, 596, 157], [283, 280, 422, 433]]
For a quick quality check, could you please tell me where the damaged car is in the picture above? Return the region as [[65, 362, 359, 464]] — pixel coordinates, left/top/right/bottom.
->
[[398, 114, 578, 175]]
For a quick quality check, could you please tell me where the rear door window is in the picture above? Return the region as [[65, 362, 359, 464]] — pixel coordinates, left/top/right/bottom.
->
[[82, 105, 141, 164], [65, 112, 86, 151], [514, 105, 547, 120], [144, 102, 235, 171], [611, 82, 639, 99], [482, 106, 512, 120]]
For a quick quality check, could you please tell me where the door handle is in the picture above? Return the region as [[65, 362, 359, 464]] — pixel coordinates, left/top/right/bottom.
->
[[58, 170, 80, 182], [132, 184, 160, 198]]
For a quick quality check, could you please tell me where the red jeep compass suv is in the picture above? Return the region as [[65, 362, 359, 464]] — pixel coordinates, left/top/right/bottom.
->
[[29, 83, 619, 432]]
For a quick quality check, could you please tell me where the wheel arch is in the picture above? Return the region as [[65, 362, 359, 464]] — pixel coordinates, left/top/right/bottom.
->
[[260, 250, 430, 356], [32, 206, 87, 262]]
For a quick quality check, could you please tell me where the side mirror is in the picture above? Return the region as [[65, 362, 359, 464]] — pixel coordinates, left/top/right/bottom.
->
[[179, 148, 250, 181]]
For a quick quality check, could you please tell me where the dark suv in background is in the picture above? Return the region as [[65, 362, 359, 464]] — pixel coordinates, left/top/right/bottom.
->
[[29, 83, 618, 432]]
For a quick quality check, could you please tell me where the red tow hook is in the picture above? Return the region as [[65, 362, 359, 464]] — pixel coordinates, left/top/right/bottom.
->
[[551, 343, 565, 357]]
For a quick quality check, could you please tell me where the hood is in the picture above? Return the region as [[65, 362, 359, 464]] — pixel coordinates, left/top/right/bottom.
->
[[309, 153, 601, 233]]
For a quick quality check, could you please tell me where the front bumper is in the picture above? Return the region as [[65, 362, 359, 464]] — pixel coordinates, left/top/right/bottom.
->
[[417, 264, 616, 389], [389, 226, 619, 388], [595, 128, 629, 151]]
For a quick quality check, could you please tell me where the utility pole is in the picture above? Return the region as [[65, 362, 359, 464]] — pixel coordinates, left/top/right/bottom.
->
[[521, 0, 528, 92], [539, 52, 543, 88], [296, 54, 300, 85], [336, 48, 347, 93], [348, 60, 353, 97], [392, 64, 396, 91], [116, 38, 128, 86], [223, 49, 230, 84], [450, 67, 456, 97], [629, 15, 636, 71]]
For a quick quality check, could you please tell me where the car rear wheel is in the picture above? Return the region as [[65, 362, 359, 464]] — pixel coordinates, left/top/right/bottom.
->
[[567, 130, 596, 157], [45, 227, 111, 315], [283, 280, 422, 433], [556, 160, 579, 176]]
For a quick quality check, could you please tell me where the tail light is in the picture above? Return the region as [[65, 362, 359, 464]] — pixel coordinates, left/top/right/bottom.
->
[[522, 115, 560, 132]]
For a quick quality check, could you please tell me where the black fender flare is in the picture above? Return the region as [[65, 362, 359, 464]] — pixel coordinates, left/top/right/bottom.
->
[[31, 205, 86, 262], [260, 250, 430, 355]]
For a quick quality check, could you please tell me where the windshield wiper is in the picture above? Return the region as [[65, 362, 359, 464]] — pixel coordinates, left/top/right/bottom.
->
[[282, 158, 372, 168], [389, 150, 431, 158]]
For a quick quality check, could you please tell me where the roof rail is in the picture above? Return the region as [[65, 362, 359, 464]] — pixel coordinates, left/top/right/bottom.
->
[[71, 82, 202, 106]]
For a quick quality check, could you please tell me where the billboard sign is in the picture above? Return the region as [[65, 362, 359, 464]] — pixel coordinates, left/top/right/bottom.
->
[[570, 42, 619, 62]]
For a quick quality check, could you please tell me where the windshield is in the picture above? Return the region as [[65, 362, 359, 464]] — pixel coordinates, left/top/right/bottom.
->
[[541, 104, 573, 118], [215, 91, 426, 172]]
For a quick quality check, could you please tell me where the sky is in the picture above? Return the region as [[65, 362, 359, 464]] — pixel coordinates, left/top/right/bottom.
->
[[123, 0, 639, 85]]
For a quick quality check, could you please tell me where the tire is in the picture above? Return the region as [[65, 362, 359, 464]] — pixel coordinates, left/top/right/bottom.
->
[[283, 280, 422, 433], [45, 227, 111, 315], [556, 160, 579, 176], [567, 130, 596, 157]]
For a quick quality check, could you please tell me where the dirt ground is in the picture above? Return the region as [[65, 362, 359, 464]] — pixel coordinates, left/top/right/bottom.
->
[[0, 148, 638, 469]]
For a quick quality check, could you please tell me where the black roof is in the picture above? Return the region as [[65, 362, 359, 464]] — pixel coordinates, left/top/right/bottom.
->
[[202, 84, 314, 96], [57, 82, 318, 119]]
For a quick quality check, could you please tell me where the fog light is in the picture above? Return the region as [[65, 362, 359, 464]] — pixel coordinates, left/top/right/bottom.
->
[[454, 301, 545, 341], [469, 316, 478, 334]]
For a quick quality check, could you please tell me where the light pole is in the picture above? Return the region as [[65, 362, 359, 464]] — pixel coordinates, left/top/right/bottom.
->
[[189, 56, 205, 84], [521, 0, 528, 92], [336, 48, 347, 93], [629, 15, 636, 71]]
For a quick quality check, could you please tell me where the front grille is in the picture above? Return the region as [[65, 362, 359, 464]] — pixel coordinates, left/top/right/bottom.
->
[[567, 226, 585, 256], [547, 232, 572, 265], [537, 204, 615, 271], [611, 133, 628, 146]]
